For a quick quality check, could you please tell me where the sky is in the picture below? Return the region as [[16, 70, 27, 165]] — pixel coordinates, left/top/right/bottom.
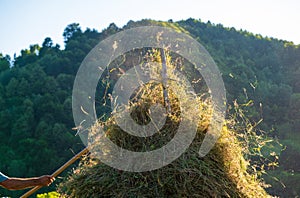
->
[[0, 0, 300, 58]]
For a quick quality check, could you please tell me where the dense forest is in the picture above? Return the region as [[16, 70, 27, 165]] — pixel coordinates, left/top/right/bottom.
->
[[0, 19, 299, 197]]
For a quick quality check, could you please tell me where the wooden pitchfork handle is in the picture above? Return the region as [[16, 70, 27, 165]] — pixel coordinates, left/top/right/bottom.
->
[[20, 147, 89, 198]]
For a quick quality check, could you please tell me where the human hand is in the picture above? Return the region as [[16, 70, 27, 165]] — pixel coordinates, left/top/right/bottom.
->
[[38, 175, 55, 186]]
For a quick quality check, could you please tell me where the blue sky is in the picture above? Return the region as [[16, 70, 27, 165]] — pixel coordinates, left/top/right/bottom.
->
[[1, 0, 299, 58]]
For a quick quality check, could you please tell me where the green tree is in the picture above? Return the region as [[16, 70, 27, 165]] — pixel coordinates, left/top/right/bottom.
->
[[0, 54, 10, 72]]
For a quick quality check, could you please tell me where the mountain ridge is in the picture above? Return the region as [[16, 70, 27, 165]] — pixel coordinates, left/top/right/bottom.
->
[[0, 18, 299, 197]]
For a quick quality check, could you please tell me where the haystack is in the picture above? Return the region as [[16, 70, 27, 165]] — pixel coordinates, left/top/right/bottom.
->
[[58, 92, 270, 197], [58, 50, 271, 197]]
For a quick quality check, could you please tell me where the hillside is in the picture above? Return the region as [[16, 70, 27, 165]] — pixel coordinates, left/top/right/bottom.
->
[[0, 19, 299, 197]]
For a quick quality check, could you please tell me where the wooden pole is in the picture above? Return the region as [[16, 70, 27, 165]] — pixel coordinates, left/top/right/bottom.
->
[[20, 147, 89, 198], [160, 48, 171, 113]]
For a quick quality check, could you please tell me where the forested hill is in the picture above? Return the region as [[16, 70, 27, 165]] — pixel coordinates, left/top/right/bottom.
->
[[0, 18, 299, 197]]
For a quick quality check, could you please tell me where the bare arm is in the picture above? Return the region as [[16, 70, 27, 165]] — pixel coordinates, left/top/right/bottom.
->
[[0, 175, 54, 190]]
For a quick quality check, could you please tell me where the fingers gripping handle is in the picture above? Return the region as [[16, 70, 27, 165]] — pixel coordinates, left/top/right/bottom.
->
[[20, 147, 89, 198]]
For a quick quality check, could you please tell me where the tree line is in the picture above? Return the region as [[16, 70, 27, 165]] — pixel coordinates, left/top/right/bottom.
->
[[0, 19, 299, 197]]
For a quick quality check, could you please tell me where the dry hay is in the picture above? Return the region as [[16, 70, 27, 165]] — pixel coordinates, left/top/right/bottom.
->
[[58, 82, 271, 197]]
